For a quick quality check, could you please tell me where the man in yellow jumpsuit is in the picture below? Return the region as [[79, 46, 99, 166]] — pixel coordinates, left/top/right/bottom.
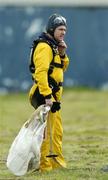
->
[[29, 14, 69, 172]]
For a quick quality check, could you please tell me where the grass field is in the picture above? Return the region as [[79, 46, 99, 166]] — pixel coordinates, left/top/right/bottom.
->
[[1, 89, 108, 180]]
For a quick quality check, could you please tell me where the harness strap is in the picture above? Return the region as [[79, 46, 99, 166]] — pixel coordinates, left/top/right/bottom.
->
[[58, 82, 63, 86], [34, 79, 63, 87], [53, 62, 63, 68]]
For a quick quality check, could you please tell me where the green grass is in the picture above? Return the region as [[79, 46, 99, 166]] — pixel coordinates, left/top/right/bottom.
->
[[1, 89, 108, 179]]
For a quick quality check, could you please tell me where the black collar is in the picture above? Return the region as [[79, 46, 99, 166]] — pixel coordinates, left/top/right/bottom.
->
[[39, 32, 59, 47]]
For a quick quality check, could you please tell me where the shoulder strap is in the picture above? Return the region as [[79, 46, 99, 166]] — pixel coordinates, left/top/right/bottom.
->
[[29, 39, 46, 73], [29, 34, 63, 76]]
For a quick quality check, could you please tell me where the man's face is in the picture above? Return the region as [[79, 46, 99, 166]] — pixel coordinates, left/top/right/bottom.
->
[[54, 25, 66, 42]]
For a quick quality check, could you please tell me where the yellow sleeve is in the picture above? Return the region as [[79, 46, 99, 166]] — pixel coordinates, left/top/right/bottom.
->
[[33, 42, 53, 97], [62, 55, 69, 72]]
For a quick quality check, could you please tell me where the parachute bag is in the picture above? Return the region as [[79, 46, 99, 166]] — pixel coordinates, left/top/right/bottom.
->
[[6, 105, 50, 176]]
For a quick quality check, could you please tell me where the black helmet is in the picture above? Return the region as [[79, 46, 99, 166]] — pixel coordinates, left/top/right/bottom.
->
[[46, 14, 67, 36]]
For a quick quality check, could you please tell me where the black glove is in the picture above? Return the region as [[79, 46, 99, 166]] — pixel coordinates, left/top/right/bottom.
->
[[51, 102, 61, 113]]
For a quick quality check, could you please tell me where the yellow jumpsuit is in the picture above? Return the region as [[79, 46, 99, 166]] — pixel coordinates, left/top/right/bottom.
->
[[29, 42, 69, 171]]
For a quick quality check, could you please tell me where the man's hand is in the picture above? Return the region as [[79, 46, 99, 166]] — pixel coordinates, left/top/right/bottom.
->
[[58, 41, 67, 57], [45, 98, 53, 107], [45, 99, 61, 113]]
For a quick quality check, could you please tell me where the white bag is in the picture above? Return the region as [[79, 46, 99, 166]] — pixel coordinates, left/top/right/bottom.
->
[[6, 105, 50, 176]]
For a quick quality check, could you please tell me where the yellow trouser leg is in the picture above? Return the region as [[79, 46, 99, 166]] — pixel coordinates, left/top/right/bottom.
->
[[40, 111, 66, 171]]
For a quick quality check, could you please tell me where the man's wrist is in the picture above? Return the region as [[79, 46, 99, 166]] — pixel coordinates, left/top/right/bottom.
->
[[45, 94, 52, 99]]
